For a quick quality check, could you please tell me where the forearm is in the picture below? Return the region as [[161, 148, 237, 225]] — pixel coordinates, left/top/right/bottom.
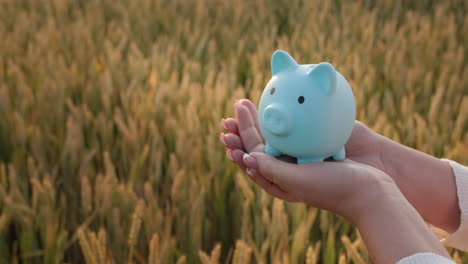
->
[[377, 134, 460, 233], [354, 183, 451, 264]]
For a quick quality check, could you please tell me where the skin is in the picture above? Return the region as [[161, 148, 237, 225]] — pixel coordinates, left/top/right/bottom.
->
[[219, 99, 458, 263]]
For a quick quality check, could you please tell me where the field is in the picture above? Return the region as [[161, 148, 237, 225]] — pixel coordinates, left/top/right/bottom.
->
[[0, 0, 467, 263]]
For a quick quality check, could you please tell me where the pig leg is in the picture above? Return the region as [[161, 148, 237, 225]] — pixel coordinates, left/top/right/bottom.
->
[[265, 143, 282, 157], [332, 146, 346, 161], [297, 157, 323, 164]]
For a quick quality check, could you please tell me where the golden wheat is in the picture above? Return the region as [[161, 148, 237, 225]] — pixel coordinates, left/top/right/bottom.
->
[[0, 0, 466, 263]]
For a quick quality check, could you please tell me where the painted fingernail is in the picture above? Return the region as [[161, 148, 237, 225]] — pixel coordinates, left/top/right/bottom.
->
[[221, 119, 228, 130], [226, 149, 234, 161], [246, 168, 254, 176], [243, 153, 257, 168], [220, 133, 227, 146]]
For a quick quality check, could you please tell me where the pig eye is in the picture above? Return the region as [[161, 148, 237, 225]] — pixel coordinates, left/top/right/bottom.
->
[[298, 96, 305, 104], [270, 87, 276, 95]]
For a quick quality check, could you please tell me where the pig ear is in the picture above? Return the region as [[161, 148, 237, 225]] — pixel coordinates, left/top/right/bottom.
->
[[307, 62, 337, 95], [271, 50, 298, 75]]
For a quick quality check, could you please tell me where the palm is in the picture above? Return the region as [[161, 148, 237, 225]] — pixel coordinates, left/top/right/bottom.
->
[[231, 100, 387, 171], [221, 99, 385, 201], [343, 122, 388, 175], [221, 99, 390, 202]]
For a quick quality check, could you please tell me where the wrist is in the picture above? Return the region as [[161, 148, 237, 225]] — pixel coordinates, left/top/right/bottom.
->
[[374, 134, 460, 233], [348, 178, 402, 227], [331, 164, 400, 226], [351, 181, 451, 263]]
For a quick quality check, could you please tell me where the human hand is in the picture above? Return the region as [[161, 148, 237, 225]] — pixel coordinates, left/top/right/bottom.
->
[[219, 99, 386, 175], [243, 150, 397, 223], [219, 99, 452, 263], [220, 99, 459, 233], [219, 99, 395, 221], [220, 99, 298, 202]]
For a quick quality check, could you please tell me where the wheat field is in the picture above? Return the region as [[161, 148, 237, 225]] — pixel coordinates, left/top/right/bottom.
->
[[0, 0, 466, 263]]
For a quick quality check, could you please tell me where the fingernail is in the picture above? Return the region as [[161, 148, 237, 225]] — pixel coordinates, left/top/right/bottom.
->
[[246, 168, 254, 176], [220, 119, 228, 130], [243, 153, 257, 168], [226, 149, 234, 161], [234, 101, 242, 108], [219, 133, 228, 146]]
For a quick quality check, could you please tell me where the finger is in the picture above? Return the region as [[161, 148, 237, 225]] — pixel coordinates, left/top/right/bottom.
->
[[231, 149, 296, 202], [226, 149, 247, 171], [231, 149, 247, 171], [226, 149, 235, 162], [239, 99, 265, 143], [246, 168, 299, 202], [235, 104, 264, 153], [243, 152, 297, 186], [220, 133, 244, 150], [221, 118, 239, 135]]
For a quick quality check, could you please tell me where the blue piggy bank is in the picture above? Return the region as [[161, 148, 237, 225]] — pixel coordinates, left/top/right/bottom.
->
[[258, 50, 356, 164]]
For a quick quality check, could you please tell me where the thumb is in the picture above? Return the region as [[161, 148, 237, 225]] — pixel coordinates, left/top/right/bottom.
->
[[243, 152, 306, 190]]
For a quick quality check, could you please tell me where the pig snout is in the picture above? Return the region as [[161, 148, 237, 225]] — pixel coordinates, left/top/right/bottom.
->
[[263, 105, 292, 136]]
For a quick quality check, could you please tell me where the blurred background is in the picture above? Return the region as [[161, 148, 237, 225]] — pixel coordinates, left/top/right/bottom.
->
[[0, 0, 466, 263]]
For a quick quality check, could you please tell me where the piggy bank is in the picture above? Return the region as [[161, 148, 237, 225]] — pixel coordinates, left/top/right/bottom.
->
[[258, 50, 355, 164]]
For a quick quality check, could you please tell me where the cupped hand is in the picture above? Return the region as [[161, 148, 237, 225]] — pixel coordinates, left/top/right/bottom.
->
[[221, 99, 460, 234], [220, 99, 388, 177], [219, 99, 454, 262], [219, 99, 396, 221], [244, 151, 396, 222], [220, 99, 298, 202]]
